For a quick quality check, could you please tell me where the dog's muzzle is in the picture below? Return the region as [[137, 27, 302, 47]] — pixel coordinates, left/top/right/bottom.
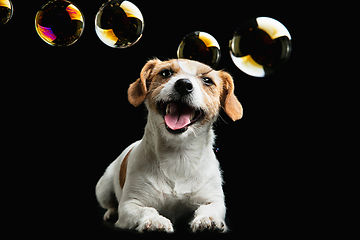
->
[[157, 79, 204, 134]]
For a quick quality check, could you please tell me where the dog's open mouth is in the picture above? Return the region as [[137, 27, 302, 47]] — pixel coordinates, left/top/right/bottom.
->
[[158, 101, 203, 134]]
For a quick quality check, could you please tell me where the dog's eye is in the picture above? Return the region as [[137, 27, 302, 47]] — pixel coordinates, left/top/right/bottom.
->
[[160, 69, 173, 78], [202, 77, 214, 86]]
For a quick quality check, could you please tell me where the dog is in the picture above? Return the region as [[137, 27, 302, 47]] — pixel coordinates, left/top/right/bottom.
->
[[95, 58, 243, 233]]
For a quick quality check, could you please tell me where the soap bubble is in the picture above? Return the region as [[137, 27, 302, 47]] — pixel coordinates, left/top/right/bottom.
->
[[35, 0, 85, 47], [0, 0, 13, 25], [229, 17, 292, 77], [177, 31, 221, 69], [95, 0, 144, 48]]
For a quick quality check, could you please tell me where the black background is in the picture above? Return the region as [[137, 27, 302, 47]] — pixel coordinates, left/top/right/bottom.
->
[[1, 0, 312, 237]]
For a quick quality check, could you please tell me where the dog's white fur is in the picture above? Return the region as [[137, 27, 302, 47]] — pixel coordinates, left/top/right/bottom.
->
[[95, 59, 243, 233]]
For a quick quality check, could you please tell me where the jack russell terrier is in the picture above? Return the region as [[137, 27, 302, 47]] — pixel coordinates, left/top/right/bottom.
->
[[96, 58, 243, 233]]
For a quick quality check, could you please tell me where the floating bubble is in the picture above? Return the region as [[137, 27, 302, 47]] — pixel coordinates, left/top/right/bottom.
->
[[177, 31, 221, 69], [0, 0, 13, 25], [229, 17, 292, 77], [95, 0, 144, 48], [35, 0, 85, 47]]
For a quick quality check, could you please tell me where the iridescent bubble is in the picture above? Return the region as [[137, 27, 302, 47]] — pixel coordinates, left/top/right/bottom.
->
[[0, 0, 13, 25], [35, 0, 85, 47], [229, 17, 292, 77], [177, 31, 221, 69], [95, 0, 144, 48]]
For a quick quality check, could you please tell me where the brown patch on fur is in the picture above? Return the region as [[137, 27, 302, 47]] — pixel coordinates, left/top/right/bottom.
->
[[128, 59, 160, 107], [119, 148, 133, 189], [199, 71, 222, 124]]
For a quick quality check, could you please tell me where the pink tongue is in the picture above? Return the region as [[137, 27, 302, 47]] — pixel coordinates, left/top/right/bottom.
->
[[164, 102, 193, 130]]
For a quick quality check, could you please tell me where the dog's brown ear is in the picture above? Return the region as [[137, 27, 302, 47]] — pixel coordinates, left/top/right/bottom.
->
[[220, 71, 243, 121], [128, 59, 159, 107]]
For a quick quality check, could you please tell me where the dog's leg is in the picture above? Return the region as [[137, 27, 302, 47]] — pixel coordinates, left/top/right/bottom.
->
[[115, 201, 174, 233], [190, 200, 228, 233], [95, 161, 119, 221]]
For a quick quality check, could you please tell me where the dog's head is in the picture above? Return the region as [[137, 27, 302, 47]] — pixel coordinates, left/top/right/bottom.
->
[[128, 58, 242, 136]]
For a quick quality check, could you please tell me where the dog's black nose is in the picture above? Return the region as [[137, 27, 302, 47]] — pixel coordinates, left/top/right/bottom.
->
[[174, 79, 193, 96]]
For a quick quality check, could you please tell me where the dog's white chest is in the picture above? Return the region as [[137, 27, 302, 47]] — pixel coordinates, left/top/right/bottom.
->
[[160, 184, 197, 218], [170, 183, 193, 197], [158, 163, 203, 197], [160, 177, 194, 196]]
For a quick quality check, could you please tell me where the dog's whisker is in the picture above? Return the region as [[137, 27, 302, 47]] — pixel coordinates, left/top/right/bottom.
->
[[218, 114, 228, 125], [146, 88, 158, 93], [189, 127, 197, 138]]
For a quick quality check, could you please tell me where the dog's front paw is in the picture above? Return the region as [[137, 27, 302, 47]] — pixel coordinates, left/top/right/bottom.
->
[[136, 215, 174, 233], [190, 216, 227, 233]]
